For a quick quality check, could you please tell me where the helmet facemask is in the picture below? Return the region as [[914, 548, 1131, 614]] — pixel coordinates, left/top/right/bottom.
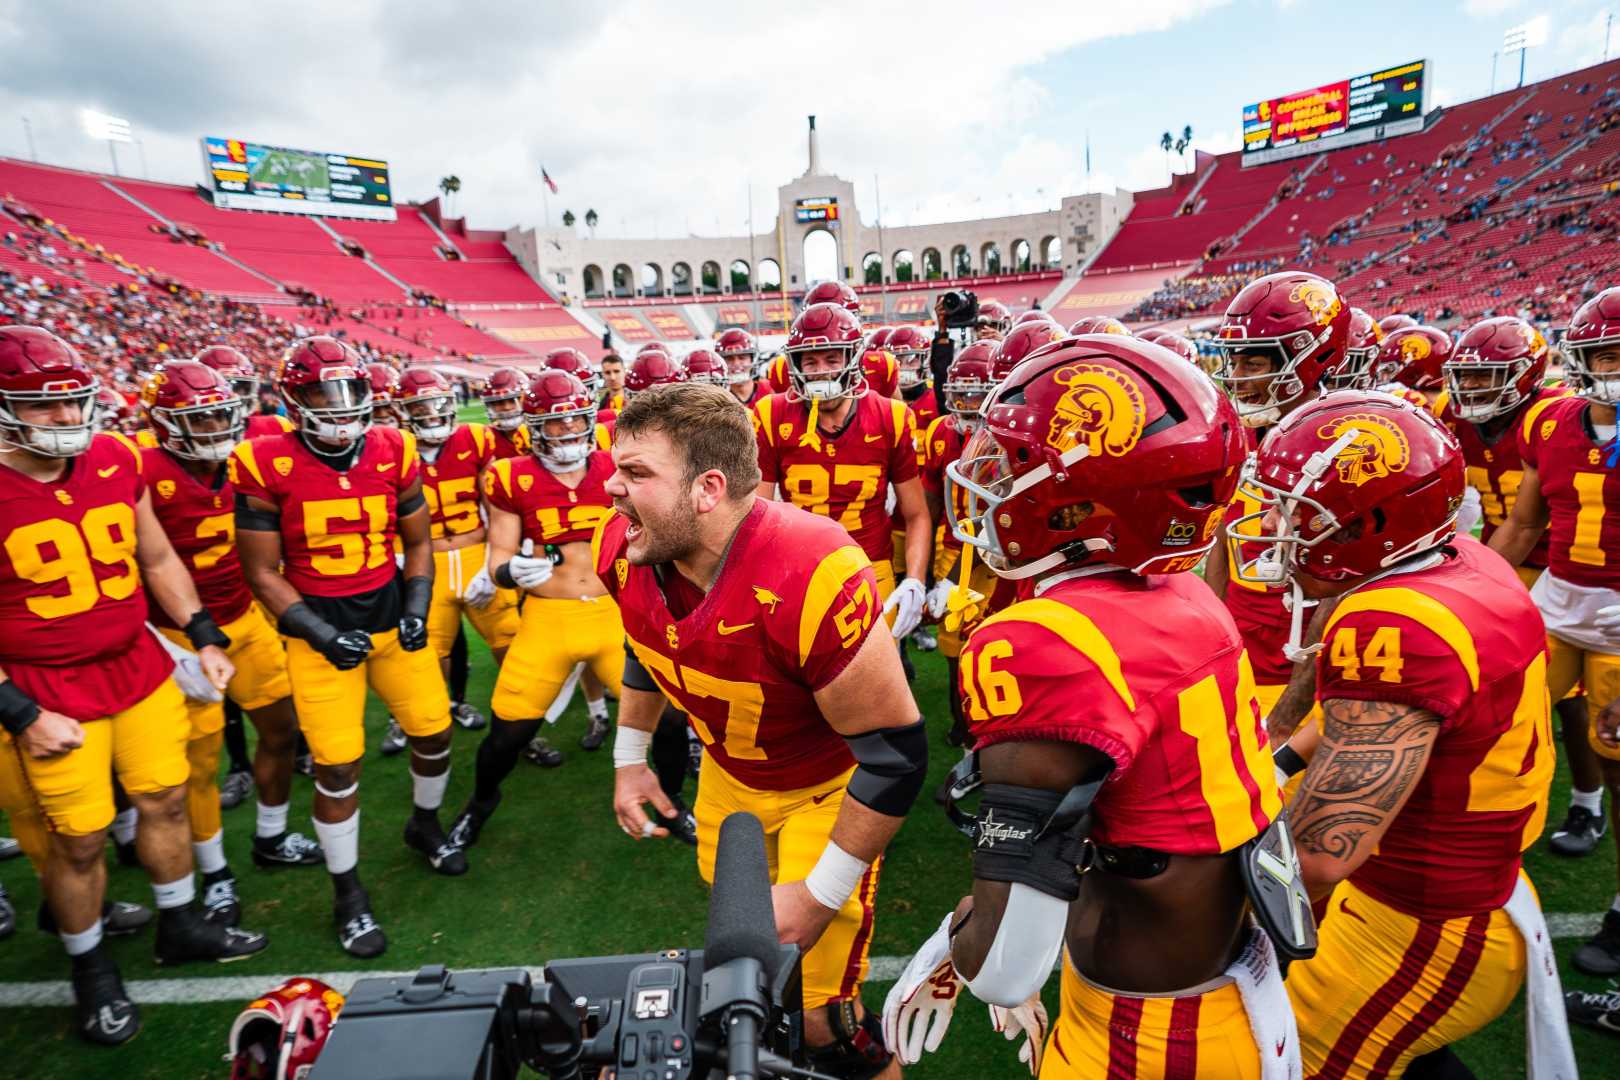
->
[[786, 344, 863, 403], [1444, 358, 1530, 421], [895, 351, 927, 391], [943, 375, 991, 430], [1215, 339, 1311, 428], [483, 389, 524, 432], [1564, 342, 1620, 405], [287, 377, 372, 445], [1322, 345, 1376, 392], [723, 352, 759, 385], [527, 405, 593, 474], [154, 398, 245, 462], [403, 393, 457, 443], [0, 382, 100, 458]]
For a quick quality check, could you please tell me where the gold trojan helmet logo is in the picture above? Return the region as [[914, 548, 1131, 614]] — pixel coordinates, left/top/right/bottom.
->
[[1397, 333, 1432, 364], [1046, 363, 1145, 457], [140, 369, 167, 406], [1289, 279, 1342, 328], [1317, 413, 1411, 487]]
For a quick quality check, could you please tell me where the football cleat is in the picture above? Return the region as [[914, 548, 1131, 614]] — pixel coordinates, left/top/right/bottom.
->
[[251, 830, 324, 869], [200, 868, 241, 928], [662, 808, 698, 848], [403, 816, 468, 876], [1566, 986, 1620, 1036], [1548, 803, 1607, 857], [0, 881, 13, 940], [910, 628, 937, 652], [1573, 911, 1620, 977], [580, 714, 611, 751], [379, 718, 408, 756], [447, 794, 501, 851], [451, 701, 487, 730], [39, 898, 154, 937], [71, 949, 140, 1046], [218, 770, 253, 811], [335, 891, 387, 959], [154, 906, 267, 966], [686, 732, 704, 779], [294, 752, 314, 777], [0, 835, 20, 860], [523, 735, 564, 767]]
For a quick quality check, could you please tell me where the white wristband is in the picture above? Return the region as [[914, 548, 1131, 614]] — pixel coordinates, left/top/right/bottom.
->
[[612, 726, 653, 769], [804, 841, 871, 911]]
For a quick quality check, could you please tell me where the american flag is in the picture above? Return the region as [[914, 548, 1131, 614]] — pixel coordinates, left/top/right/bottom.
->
[[541, 167, 558, 194]]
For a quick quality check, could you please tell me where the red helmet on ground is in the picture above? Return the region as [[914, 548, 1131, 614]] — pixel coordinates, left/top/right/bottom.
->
[[625, 350, 687, 398], [95, 387, 137, 434], [804, 280, 860, 312], [975, 300, 1013, 337], [1236, 390, 1462, 588], [1213, 271, 1350, 427], [543, 347, 601, 399], [1066, 315, 1130, 337], [195, 345, 261, 403], [784, 302, 865, 401], [949, 335, 1245, 579], [1446, 317, 1549, 421], [0, 325, 100, 457], [683, 348, 729, 387], [1137, 328, 1202, 368], [365, 362, 401, 427], [523, 370, 596, 472], [989, 320, 1066, 381], [1321, 307, 1383, 391], [943, 341, 997, 424], [228, 977, 344, 1080], [396, 367, 457, 443], [1376, 325, 1452, 391], [860, 347, 899, 398], [479, 366, 530, 433], [279, 337, 372, 445], [1015, 309, 1057, 326], [141, 361, 244, 461], [867, 326, 896, 350], [1378, 313, 1419, 335], [1562, 286, 1620, 403], [886, 325, 931, 391], [715, 328, 759, 384]]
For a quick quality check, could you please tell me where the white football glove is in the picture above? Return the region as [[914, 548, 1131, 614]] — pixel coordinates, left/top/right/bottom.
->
[[881, 913, 960, 1066], [394, 551, 406, 571], [884, 483, 898, 516], [463, 566, 497, 608], [926, 579, 954, 621], [989, 996, 1049, 1076], [151, 629, 223, 704], [884, 577, 926, 640], [508, 554, 554, 591]]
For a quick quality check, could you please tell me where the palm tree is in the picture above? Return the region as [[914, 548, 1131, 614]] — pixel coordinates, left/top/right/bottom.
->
[[562, 209, 576, 228], [1160, 132, 1173, 182], [1180, 124, 1194, 170], [584, 208, 598, 237], [438, 175, 461, 217]]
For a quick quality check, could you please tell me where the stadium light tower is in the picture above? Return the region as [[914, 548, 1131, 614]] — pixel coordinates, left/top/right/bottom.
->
[[1502, 15, 1550, 89], [80, 109, 132, 175]]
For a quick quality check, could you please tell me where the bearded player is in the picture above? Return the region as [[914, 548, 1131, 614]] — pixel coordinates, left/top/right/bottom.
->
[[718, 327, 766, 406], [754, 302, 932, 646], [232, 336, 461, 960], [1490, 286, 1620, 978], [0, 326, 266, 1044], [886, 336, 1306, 1079], [603, 382, 925, 1079], [1240, 391, 1570, 1079], [447, 371, 621, 844]]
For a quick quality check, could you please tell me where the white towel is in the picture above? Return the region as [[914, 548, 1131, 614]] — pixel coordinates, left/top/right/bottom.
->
[[544, 662, 585, 724], [1228, 928, 1302, 1080], [1501, 873, 1579, 1080]]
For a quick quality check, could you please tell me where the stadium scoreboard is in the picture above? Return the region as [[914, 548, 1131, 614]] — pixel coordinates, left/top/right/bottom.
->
[[200, 136, 397, 221], [794, 196, 839, 224], [1241, 60, 1429, 167]]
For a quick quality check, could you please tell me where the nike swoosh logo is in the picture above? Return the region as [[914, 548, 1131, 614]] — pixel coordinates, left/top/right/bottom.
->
[[864, 434, 883, 443], [717, 621, 754, 636], [810, 791, 835, 804], [1275, 1039, 1286, 1056], [377, 461, 396, 471], [457, 451, 472, 460], [1338, 897, 1367, 924], [97, 466, 118, 478]]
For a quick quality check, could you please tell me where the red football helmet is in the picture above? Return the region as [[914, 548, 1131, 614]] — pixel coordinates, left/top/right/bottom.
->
[[543, 346, 601, 399], [1446, 317, 1549, 421], [1213, 271, 1350, 427], [1234, 390, 1462, 590], [365, 362, 401, 427], [0, 325, 101, 457], [867, 326, 896, 350], [860, 347, 899, 398], [625, 350, 687, 398], [278, 337, 372, 445], [523, 370, 595, 471], [635, 342, 672, 360], [715, 328, 759, 384], [886, 325, 931, 391], [948, 335, 1245, 579], [1066, 315, 1130, 337], [95, 387, 137, 434], [804, 280, 861, 312], [943, 341, 997, 425], [195, 345, 261, 404], [1321, 307, 1383, 391], [141, 361, 244, 461], [228, 977, 344, 1080], [1136, 328, 1202, 369], [988, 320, 1066, 381], [975, 300, 1013, 338], [784, 302, 865, 401], [684, 348, 729, 387], [479, 366, 530, 433], [1378, 313, 1419, 335], [1015, 309, 1057, 326], [396, 367, 457, 443], [1376, 325, 1451, 391], [1562, 286, 1620, 403]]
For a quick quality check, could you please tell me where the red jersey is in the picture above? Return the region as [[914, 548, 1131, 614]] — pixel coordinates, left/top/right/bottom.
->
[[1447, 388, 1567, 566], [1224, 424, 1295, 685], [596, 407, 618, 426], [244, 414, 295, 440], [229, 426, 420, 598], [963, 570, 1279, 854], [489, 425, 529, 460], [1519, 395, 1620, 589], [732, 382, 768, 409], [922, 414, 970, 554], [484, 451, 614, 548], [142, 446, 253, 627], [421, 423, 495, 542], [594, 499, 880, 790], [1315, 539, 1553, 918], [0, 434, 172, 717], [753, 392, 919, 564], [905, 388, 940, 432]]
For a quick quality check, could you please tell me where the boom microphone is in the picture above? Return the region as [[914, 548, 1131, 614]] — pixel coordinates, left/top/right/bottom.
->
[[703, 812, 780, 981]]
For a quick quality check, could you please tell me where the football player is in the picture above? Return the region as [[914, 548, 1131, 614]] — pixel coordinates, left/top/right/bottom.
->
[[885, 337, 1299, 1078], [1318, 307, 1384, 391], [480, 366, 532, 459], [753, 303, 931, 644], [683, 347, 728, 389], [603, 382, 925, 1079], [718, 327, 766, 407], [366, 363, 401, 428], [1490, 286, 1620, 978], [1242, 391, 1569, 1079], [887, 325, 938, 430], [1374, 324, 1452, 415], [140, 361, 322, 927], [0, 326, 266, 1044], [448, 371, 621, 843], [805, 279, 862, 313], [1064, 314, 1130, 336], [196, 346, 293, 440], [232, 336, 462, 960], [974, 300, 1013, 340]]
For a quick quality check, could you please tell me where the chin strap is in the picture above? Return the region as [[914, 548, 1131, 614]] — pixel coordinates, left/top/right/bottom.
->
[[799, 396, 822, 451], [1281, 579, 1321, 664]]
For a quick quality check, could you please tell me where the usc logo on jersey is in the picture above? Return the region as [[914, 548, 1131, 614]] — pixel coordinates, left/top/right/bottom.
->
[[1046, 363, 1145, 458], [1290, 278, 1343, 327], [156, 479, 176, 500], [273, 457, 293, 477], [614, 558, 628, 588], [1318, 413, 1411, 486]]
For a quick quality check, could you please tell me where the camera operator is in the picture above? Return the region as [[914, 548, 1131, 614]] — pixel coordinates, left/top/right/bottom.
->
[[930, 294, 1009, 400]]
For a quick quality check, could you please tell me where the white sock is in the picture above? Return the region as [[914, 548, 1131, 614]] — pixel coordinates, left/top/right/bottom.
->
[[313, 812, 360, 875], [152, 875, 196, 911], [60, 921, 104, 957], [111, 808, 137, 845], [412, 769, 450, 811], [256, 800, 289, 840], [586, 696, 608, 720], [192, 830, 227, 874], [1571, 787, 1604, 815]]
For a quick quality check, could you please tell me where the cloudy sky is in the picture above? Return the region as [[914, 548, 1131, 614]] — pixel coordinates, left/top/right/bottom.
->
[[1, 0, 1614, 238]]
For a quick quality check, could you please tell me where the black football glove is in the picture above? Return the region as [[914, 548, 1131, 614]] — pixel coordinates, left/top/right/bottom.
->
[[399, 576, 432, 653], [322, 631, 374, 670], [397, 616, 428, 652], [279, 602, 373, 671]]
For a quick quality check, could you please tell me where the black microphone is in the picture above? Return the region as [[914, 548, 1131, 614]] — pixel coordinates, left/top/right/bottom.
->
[[703, 812, 777, 1080]]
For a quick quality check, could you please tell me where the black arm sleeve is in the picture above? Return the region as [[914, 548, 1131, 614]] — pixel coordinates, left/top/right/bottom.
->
[[621, 639, 658, 693], [402, 576, 432, 622], [844, 718, 928, 817], [234, 492, 279, 531], [397, 491, 427, 517], [930, 335, 954, 402]]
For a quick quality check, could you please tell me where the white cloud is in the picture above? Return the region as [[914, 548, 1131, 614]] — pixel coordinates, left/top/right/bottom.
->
[[1551, 8, 1617, 73]]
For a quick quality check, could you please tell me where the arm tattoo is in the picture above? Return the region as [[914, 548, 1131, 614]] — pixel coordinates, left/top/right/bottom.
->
[[1290, 698, 1441, 869]]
